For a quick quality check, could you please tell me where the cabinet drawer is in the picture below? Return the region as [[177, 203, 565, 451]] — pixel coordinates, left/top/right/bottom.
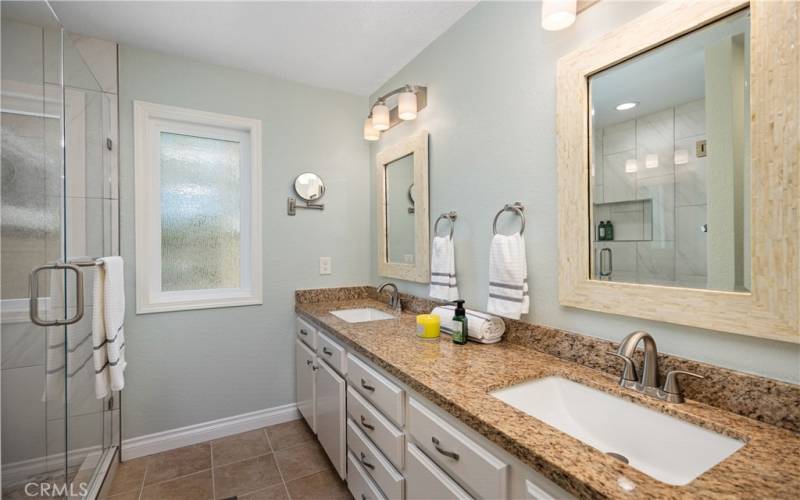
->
[[347, 419, 404, 500], [296, 316, 316, 350], [347, 386, 404, 469], [347, 354, 405, 425], [406, 443, 472, 500], [348, 451, 387, 500], [317, 330, 346, 374], [408, 397, 508, 499]]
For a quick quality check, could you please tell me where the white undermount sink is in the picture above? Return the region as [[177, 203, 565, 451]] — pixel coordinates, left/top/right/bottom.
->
[[330, 308, 395, 323], [490, 376, 744, 486]]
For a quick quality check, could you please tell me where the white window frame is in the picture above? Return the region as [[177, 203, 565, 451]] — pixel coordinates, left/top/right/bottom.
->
[[134, 100, 262, 314]]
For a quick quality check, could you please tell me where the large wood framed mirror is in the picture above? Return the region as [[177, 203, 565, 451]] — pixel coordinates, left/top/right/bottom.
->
[[557, 0, 798, 342], [376, 131, 430, 282]]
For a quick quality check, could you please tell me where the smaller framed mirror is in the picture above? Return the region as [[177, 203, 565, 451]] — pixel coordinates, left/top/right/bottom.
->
[[294, 172, 325, 202], [376, 131, 430, 282]]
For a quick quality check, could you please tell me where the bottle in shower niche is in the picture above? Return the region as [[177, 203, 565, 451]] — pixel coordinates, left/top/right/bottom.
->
[[598, 221, 607, 241], [451, 300, 468, 345], [606, 220, 614, 241]]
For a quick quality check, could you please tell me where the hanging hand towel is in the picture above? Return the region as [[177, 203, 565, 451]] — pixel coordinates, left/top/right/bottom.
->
[[487, 233, 529, 320], [92, 256, 126, 399], [429, 235, 460, 301]]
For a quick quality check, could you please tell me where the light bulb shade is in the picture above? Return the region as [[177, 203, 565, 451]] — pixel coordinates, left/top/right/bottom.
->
[[625, 159, 638, 173], [363, 118, 379, 141], [645, 154, 659, 169], [541, 0, 577, 31], [398, 91, 418, 120], [372, 103, 390, 131]]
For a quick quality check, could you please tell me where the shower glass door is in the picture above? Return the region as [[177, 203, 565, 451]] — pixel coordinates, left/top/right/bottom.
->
[[1, 1, 119, 498]]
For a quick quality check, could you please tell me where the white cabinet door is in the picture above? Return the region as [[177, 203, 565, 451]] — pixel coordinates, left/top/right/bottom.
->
[[315, 359, 346, 478], [295, 339, 316, 433]]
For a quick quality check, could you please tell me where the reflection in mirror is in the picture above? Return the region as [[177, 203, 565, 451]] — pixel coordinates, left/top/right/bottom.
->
[[294, 172, 325, 201], [589, 9, 750, 292], [385, 153, 416, 264]]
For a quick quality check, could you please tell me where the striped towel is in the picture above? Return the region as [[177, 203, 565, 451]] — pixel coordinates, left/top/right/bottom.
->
[[431, 305, 506, 343], [92, 256, 127, 399], [429, 235, 459, 301], [487, 233, 529, 319]]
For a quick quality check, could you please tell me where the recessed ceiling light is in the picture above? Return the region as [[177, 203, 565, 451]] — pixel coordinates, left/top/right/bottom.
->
[[616, 102, 638, 111]]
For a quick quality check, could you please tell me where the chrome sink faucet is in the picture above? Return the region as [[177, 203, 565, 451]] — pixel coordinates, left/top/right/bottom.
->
[[377, 282, 401, 313], [609, 330, 704, 404]]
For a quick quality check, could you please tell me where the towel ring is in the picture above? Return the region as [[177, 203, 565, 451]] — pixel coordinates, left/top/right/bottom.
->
[[493, 203, 526, 235], [434, 211, 457, 238]]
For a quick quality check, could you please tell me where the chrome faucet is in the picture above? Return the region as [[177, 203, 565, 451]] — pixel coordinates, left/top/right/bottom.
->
[[609, 330, 704, 404], [377, 282, 401, 313]]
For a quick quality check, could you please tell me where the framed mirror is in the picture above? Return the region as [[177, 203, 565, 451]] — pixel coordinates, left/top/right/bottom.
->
[[557, 1, 799, 342], [376, 131, 430, 282]]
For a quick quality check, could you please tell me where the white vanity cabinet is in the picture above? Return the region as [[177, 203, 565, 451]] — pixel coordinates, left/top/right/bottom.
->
[[295, 314, 574, 500], [295, 338, 316, 432]]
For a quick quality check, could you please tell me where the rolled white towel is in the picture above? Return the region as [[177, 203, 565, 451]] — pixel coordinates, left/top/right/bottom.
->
[[431, 305, 506, 344]]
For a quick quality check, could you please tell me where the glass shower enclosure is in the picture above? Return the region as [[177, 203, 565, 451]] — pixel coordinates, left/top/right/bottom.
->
[[2, 1, 120, 498]]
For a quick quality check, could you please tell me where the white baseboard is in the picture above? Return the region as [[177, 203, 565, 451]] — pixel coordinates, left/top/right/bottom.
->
[[121, 403, 299, 461]]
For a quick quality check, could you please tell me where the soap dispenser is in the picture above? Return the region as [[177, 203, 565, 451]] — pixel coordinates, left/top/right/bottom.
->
[[606, 220, 614, 241], [598, 221, 607, 241], [451, 300, 468, 345]]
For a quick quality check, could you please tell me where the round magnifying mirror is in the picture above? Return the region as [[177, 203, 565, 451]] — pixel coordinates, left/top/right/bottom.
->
[[294, 172, 326, 202]]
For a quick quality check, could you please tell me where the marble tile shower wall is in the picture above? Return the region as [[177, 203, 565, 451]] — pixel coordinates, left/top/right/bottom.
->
[[0, 26, 120, 475], [593, 99, 707, 287]]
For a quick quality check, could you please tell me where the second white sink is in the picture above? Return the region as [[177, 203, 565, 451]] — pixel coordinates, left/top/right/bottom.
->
[[330, 308, 395, 323], [490, 376, 744, 486]]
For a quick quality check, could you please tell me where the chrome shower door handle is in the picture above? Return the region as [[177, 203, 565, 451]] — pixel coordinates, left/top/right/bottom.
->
[[29, 262, 84, 327], [598, 247, 613, 278]]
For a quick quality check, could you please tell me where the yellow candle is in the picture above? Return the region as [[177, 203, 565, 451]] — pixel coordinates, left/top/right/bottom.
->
[[416, 314, 441, 339]]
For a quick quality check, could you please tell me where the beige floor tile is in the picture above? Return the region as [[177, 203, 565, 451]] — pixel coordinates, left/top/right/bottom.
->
[[274, 441, 331, 482], [265, 419, 314, 451], [212, 429, 271, 466], [239, 482, 290, 500], [108, 490, 140, 500], [213, 454, 283, 499], [144, 442, 212, 485], [108, 457, 147, 496], [140, 469, 213, 500], [285, 468, 351, 500]]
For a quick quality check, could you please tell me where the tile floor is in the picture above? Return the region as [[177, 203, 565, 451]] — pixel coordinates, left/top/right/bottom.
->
[[108, 419, 352, 500]]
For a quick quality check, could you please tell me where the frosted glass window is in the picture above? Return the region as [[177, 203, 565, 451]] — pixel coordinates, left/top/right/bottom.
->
[[160, 132, 241, 291]]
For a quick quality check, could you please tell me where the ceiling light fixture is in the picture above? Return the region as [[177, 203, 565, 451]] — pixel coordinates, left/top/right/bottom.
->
[[363, 84, 427, 141], [541, 0, 577, 31], [645, 154, 659, 169], [625, 159, 638, 173], [616, 102, 639, 111]]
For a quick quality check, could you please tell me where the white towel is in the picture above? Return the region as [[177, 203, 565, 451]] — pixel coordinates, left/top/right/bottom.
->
[[487, 233, 529, 320], [431, 305, 506, 343], [92, 256, 127, 399], [429, 235, 459, 301]]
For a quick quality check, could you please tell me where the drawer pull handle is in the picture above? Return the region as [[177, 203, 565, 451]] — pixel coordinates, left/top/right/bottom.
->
[[432, 436, 459, 461], [300, 329, 309, 336], [361, 495, 367, 500], [312, 365, 319, 371], [359, 451, 375, 470], [306, 360, 313, 366], [322, 347, 333, 356], [361, 379, 376, 392], [360, 415, 375, 430]]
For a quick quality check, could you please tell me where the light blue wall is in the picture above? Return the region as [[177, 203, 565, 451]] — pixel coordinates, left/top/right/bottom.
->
[[369, 1, 800, 383], [119, 46, 370, 438]]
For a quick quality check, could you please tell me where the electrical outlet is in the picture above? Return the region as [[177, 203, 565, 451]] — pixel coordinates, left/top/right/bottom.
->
[[319, 257, 332, 275]]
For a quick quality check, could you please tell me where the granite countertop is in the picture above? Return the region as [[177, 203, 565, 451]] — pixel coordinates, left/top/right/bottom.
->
[[296, 298, 800, 499]]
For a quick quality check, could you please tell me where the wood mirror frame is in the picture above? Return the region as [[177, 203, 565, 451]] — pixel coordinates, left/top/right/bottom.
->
[[376, 130, 430, 283], [556, 0, 798, 342]]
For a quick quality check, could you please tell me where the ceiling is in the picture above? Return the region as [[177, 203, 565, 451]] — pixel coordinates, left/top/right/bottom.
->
[[48, 0, 477, 96]]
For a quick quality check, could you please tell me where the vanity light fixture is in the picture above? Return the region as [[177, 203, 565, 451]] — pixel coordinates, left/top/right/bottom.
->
[[541, 0, 577, 31], [363, 84, 427, 141], [645, 154, 659, 169], [625, 159, 638, 173], [674, 149, 690, 165], [616, 101, 639, 111]]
